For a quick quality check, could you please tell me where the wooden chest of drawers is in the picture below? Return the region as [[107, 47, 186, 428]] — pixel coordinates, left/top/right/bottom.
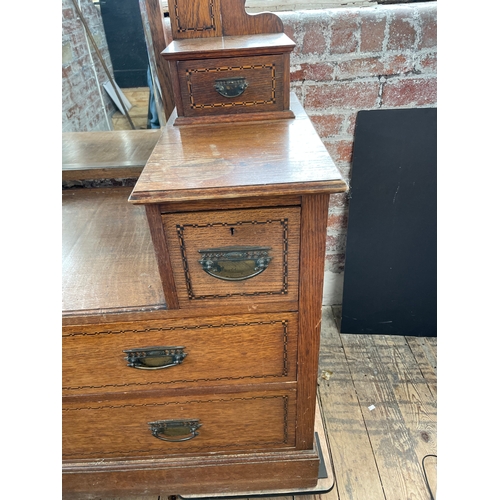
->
[[62, 94, 347, 498], [162, 0, 295, 125], [62, 1, 347, 497], [161, 206, 301, 306], [163, 34, 295, 124]]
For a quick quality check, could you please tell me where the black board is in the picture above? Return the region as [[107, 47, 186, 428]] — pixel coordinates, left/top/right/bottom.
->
[[340, 108, 437, 337], [100, 0, 149, 88]]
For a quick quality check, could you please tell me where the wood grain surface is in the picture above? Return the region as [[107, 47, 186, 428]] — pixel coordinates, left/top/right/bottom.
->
[[162, 207, 300, 308], [63, 312, 298, 396], [64, 307, 437, 499], [295, 194, 330, 450], [129, 94, 347, 204], [177, 54, 287, 117], [140, 0, 176, 123], [63, 388, 297, 459], [167, 0, 284, 40], [62, 130, 161, 173], [162, 33, 295, 60], [62, 187, 165, 315]]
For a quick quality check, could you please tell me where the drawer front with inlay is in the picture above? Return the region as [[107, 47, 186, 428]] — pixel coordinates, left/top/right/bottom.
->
[[162, 207, 300, 308], [63, 313, 298, 396], [62, 389, 297, 460], [177, 54, 286, 117]]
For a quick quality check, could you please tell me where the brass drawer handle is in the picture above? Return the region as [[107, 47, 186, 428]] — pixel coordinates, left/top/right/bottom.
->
[[214, 77, 248, 98], [148, 419, 202, 442], [123, 346, 187, 370], [198, 246, 272, 281]]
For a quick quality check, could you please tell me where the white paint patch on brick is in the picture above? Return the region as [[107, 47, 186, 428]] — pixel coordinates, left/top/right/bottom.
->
[[322, 270, 345, 305], [245, 0, 371, 13]]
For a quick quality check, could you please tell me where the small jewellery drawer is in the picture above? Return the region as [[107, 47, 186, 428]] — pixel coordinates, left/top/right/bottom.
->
[[62, 388, 297, 460], [62, 313, 298, 396], [162, 207, 300, 308], [177, 54, 287, 118]]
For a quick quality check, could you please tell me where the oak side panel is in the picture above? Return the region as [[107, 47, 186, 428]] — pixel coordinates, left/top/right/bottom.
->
[[144, 204, 180, 309], [283, 52, 291, 110], [295, 194, 330, 449], [167, 59, 185, 117], [141, 0, 176, 120]]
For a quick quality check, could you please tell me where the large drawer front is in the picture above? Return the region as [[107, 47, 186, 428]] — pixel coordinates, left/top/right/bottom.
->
[[163, 207, 300, 307], [178, 54, 287, 118], [63, 389, 297, 460], [63, 313, 298, 396]]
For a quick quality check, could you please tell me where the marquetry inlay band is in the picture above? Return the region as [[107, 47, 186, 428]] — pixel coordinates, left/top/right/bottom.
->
[[63, 320, 290, 391], [176, 218, 289, 300], [185, 64, 276, 110], [62, 395, 290, 457], [173, 0, 217, 33]]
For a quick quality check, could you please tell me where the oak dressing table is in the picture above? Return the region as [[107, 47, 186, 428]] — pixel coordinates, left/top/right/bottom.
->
[[62, 1, 348, 497]]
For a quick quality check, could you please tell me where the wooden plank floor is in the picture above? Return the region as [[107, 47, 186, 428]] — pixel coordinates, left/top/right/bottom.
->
[[93, 306, 436, 500], [112, 87, 150, 130]]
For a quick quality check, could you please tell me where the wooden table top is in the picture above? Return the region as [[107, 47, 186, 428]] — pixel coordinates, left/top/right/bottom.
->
[[62, 187, 165, 317], [62, 129, 161, 181], [161, 33, 295, 60], [129, 94, 347, 204]]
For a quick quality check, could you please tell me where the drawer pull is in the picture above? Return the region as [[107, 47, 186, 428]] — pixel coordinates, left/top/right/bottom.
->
[[198, 246, 272, 281], [214, 77, 248, 98], [123, 346, 187, 370], [148, 419, 202, 442]]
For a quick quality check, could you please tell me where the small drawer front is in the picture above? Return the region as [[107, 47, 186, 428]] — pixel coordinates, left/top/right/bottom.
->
[[178, 54, 287, 117], [162, 207, 300, 307], [62, 389, 297, 460], [63, 313, 298, 396]]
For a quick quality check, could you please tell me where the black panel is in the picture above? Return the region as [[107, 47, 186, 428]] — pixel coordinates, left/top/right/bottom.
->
[[99, 0, 149, 88], [340, 108, 437, 337]]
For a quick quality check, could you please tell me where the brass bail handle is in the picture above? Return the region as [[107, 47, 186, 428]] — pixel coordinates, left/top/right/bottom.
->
[[148, 419, 202, 442], [198, 245, 272, 281], [123, 346, 187, 370], [214, 77, 249, 98]]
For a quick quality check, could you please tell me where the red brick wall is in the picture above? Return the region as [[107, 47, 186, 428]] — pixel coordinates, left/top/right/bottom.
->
[[62, 0, 116, 131], [279, 2, 437, 304]]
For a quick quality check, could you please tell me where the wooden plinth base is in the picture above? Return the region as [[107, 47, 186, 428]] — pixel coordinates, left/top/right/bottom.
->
[[180, 399, 335, 499]]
